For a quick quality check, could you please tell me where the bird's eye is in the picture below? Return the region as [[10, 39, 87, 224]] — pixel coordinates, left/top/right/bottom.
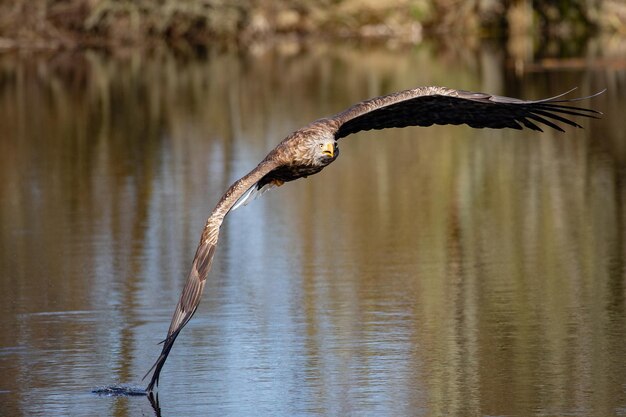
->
[[319, 143, 323, 148]]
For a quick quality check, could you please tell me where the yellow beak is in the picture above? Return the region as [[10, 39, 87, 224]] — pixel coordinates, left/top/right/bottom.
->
[[322, 142, 334, 158]]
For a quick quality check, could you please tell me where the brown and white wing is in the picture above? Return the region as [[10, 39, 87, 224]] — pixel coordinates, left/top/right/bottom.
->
[[328, 86, 604, 139], [144, 159, 281, 392]]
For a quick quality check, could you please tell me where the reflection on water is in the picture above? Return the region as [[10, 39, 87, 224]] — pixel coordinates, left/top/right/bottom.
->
[[0, 42, 625, 417]]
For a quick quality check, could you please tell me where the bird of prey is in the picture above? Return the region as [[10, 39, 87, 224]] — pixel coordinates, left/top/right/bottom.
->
[[143, 85, 603, 391]]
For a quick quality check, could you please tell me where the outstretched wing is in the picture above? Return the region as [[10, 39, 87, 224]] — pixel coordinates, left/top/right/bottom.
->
[[144, 159, 281, 392], [330, 86, 604, 139]]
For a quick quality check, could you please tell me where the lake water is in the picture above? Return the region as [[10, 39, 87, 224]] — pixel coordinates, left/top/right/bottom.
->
[[0, 40, 625, 417]]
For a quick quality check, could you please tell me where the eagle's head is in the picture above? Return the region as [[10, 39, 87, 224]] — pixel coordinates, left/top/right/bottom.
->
[[279, 125, 339, 168], [313, 137, 339, 165]]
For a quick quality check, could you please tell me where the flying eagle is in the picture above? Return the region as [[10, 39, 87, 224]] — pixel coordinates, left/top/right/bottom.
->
[[143, 86, 603, 391]]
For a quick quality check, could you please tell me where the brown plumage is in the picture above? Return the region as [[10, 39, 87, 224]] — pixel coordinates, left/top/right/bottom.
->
[[143, 86, 604, 391]]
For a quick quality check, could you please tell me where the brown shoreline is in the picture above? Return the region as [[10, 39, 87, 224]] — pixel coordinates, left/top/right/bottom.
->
[[1, 1, 624, 51]]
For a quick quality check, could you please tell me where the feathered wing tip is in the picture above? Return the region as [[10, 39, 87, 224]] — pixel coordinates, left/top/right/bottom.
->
[[143, 240, 213, 392], [528, 87, 606, 105], [485, 87, 606, 105], [143, 332, 178, 392], [143, 319, 193, 392], [513, 88, 605, 133]]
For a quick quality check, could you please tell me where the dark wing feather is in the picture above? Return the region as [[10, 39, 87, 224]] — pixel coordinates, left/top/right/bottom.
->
[[143, 241, 213, 392], [143, 159, 281, 392], [331, 86, 604, 139]]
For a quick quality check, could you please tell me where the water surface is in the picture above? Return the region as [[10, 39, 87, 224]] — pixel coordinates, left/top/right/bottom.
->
[[0, 42, 625, 416]]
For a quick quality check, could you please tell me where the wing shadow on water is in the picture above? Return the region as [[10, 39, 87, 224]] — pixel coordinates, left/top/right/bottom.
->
[[148, 392, 162, 417]]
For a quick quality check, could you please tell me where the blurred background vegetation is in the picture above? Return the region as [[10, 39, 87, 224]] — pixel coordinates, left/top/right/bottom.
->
[[0, 0, 625, 49]]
